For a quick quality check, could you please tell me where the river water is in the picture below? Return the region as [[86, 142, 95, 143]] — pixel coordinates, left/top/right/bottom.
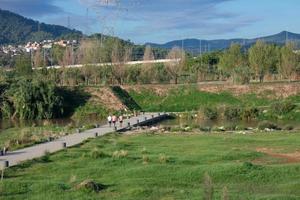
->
[[0, 116, 107, 131], [159, 116, 300, 131], [0, 115, 299, 132]]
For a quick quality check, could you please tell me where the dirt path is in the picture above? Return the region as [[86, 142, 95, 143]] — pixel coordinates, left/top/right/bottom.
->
[[256, 147, 300, 163]]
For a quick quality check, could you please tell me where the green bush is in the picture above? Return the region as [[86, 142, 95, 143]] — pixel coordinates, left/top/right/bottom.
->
[[199, 126, 212, 132], [90, 148, 106, 159], [224, 124, 238, 131], [242, 107, 260, 121], [258, 121, 281, 130], [2, 78, 63, 120], [203, 107, 218, 120], [283, 125, 294, 131], [271, 101, 296, 115], [40, 151, 51, 163], [224, 107, 242, 120], [233, 66, 252, 84]]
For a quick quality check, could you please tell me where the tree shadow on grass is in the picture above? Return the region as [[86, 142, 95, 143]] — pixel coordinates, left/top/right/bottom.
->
[[57, 87, 91, 118]]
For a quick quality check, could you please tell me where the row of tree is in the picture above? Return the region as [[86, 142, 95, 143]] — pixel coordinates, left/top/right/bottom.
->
[[217, 41, 299, 83], [27, 36, 167, 69], [2, 39, 300, 86]]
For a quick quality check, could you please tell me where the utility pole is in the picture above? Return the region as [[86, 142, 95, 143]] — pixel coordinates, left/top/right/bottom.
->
[[181, 38, 184, 59], [43, 48, 46, 67], [30, 50, 33, 68], [67, 16, 71, 29], [86, 8, 90, 36], [71, 43, 74, 65], [199, 39, 202, 56]]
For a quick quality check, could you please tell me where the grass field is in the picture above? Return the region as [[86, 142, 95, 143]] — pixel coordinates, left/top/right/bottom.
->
[[128, 86, 276, 112], [1, 132, 300, 199]]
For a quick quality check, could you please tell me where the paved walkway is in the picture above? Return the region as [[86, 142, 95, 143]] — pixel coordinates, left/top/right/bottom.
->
[[0, 113, 168, 169]]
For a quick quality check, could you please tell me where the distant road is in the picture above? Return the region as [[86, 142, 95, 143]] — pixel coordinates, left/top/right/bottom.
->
[[45, 59, 180, 70]]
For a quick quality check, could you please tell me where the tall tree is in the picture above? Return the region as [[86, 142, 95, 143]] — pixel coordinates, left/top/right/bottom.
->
[[165, 47, 185, 84], [141, 45, 155, 83], [77, 39, 100, 65], [143, 45, 155, 62], [280, 42, 297, 80], [51, 45, 65, 66], [62, 46, 74, 67], [219, 44, 246, 81], [111, 41, 131, 85], [33, 48, 44, 68], [248, 40, 278, 82]]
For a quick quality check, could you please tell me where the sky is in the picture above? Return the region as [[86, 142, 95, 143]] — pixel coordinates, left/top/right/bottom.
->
[[0, 0, 300, 44]]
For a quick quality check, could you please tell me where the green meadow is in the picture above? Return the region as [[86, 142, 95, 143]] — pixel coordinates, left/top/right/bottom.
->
[[1, 132, 300, 200]]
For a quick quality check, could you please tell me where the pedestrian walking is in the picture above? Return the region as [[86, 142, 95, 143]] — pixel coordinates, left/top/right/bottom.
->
[[107, 115, 112, 127], [112, 115, 117, 127], [119, 115, 123, 127]]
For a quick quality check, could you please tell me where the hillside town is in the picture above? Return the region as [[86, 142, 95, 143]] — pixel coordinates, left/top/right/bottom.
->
[[0, 39, 78, 56]]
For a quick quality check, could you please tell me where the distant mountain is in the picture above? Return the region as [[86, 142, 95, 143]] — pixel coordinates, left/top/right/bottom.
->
[[147, 31, 300, 53], [0, 9, 83, 45]]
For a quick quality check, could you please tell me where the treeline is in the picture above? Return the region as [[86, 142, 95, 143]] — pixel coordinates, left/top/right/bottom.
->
[[2, 39, 300, 87], [217, 41, 300, 83], [0, 35, 167, 68], [48, 41, 300, 85]]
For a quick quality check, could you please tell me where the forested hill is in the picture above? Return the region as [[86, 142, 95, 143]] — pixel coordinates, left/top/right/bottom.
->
[[0, 9, 83, 45], [147, 31, 300, 53]]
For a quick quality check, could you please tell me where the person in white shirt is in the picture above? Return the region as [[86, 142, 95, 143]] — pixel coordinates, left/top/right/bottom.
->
[[107, 115, 112, 127], [119, 115, 123, 127]]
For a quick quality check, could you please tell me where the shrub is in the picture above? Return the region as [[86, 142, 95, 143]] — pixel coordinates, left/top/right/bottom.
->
[[242, 162, 263, 170], [141, 147, 147, 154], [241, 107, 260, 121], [283, 125, 294, 131], [203, 107, 218, 120], [142, 155, 150, 164], [224, 124, 238, 131], [258, 121, 281, 130], [83, 124, 97, 130], [90, 148, 105, 159], [112, 150, 128, 159], [158, 154, 168, 164], [41, 151, 51, 162], [224, 107, 242, 120], [233, 66, 252, 84], [75, 180, 106, 193], [2, 78, 63, 120], [200, 126, 212, 132], [19, 129, 33, 145], [69, 175, 77, 183], [271, 101, 296, 115]]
